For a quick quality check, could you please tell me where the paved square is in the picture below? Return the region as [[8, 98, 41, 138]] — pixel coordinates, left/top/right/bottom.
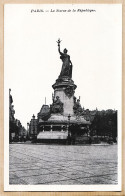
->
[[9, 144, 118, 185]]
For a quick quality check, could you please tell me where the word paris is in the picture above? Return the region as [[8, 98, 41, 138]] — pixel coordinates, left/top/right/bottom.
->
[[31, 9, 96, 13]]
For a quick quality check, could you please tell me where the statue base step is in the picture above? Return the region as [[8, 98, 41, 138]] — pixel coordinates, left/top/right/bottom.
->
[[37, 130, 68, 140]]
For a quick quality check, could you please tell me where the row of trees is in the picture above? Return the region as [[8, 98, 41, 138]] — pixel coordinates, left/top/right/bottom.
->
[[90, 110, 117, 141]]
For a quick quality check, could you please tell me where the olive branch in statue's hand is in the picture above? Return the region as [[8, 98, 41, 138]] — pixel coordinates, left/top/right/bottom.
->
[[56, 38, 62, 46], [57, 39, 63, 54]]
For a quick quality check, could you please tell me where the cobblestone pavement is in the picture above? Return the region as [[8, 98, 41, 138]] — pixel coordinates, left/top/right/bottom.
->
[[9, 144, 118, 185]]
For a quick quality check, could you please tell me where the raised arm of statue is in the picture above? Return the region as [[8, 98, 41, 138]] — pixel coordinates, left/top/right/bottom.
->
[[58, 44, 63, 55], [57, 39, 63, 55]]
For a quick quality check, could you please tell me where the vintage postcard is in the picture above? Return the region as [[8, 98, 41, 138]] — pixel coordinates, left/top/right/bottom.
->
[[4, 4, 122, 191]]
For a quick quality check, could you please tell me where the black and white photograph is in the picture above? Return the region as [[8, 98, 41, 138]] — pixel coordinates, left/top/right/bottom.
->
[[4, 4, 122, 191]]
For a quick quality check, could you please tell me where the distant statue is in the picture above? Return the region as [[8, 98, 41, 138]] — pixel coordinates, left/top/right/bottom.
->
[[73, 98, 83, 115], [51, 96, 63, 114], [57, 39, 72, 79]]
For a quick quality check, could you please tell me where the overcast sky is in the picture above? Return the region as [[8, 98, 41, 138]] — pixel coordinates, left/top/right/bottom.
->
[[4, 4, 122, 128]]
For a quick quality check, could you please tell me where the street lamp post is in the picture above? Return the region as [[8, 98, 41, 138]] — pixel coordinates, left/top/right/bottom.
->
[[108, 119, 113, 144], [32, 114, 35, 140], [27, 122, 29, 140], [27, 122, 29, 130], [68, 114, 71, 128], [68, 114, 71, 144], [108, 119, 112, 137]]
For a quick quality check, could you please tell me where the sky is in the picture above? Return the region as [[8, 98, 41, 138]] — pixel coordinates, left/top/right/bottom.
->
[[4, 4, 122, 128]]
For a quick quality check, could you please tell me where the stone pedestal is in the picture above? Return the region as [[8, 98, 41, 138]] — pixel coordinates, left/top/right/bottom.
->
[[52, 77, 77, 116]]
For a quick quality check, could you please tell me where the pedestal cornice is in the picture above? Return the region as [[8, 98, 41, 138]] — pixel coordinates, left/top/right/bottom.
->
[[52, 77, 77, 90]]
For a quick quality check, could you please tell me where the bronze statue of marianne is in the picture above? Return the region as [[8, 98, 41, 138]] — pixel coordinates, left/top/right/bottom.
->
[[57, 39, 72, 79]]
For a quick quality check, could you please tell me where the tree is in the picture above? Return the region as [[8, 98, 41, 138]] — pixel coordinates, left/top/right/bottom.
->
[[90, 110, 117, 140]]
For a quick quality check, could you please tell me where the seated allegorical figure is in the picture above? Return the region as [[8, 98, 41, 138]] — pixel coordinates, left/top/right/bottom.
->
[[51, 96, 63, 114], [73, 98, 83, 115]]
